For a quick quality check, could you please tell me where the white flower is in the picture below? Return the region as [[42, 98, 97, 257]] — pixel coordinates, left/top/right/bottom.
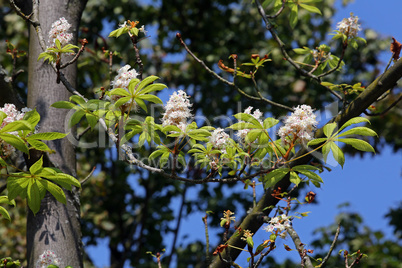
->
[[110, 65, 139, 109], [139, 25, 148, 35], [336, 13, 361, 38], [263, 214, 291, 234], [162, 90, 192, 130], [112, 64, 138, 90], [278, 104, 317, 145], [236, 106, 263, 141], [48, 17, 73, 48], [0, 104, 31, 157], [210, 128, 229, 150], [35, 250, 61, 268]]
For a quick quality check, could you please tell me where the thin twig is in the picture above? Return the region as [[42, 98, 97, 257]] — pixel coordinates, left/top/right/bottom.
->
[[203, 214, 211, 265], [129, 33, 144, 79], [364, 93, 402, 116], [80, 166, 96, 185], [176, 33, 294, 112], [266, 0, 286, 19], [320, 223, 341, 268], [60, 38, 88, 69]]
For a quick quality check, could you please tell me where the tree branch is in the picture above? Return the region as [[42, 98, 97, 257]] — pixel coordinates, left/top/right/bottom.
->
[[286, 225, 314, 268], [210, 57, 402, 267]]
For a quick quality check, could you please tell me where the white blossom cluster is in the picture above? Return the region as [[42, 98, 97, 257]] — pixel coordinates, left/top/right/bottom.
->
[[162, 90, 193, 132], [110, 65, 139, 108], [48, 17, 73, 48], [210, 128, 229, 151], [0, 104, 31, 157], [278, 105, 317, 145], [336, 13, 361, 38], [263, 214, 291, 233], [236, 106, 263, 141], [35, 250, 61, 268], [111, 64, 138, 91]]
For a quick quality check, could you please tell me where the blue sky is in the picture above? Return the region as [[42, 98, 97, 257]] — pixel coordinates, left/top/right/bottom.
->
[[86, 0, 402, 266]]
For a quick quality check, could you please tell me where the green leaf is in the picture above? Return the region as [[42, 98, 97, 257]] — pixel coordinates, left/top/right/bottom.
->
[[43, 173, 81, 190], [289, 171, 301, 186], [70, 95, 86, 105], [114, 96, 131, 108], [29, 156, 43, 175], [330, 142, 345, 168], [27, 132, 67, 141], [0, 133, 29, 154], [163, 125, 182, 133], [246, 236, 254, 248], [149, 149, 165, 161], [228, 122, 258, 130], [139, 83, 167, 94], [86, 114, 98, 129], [337, 127, 377, 138], [307, 138, 327, 146], [24, 109, 40, 128], [69, 109, 86, 127], [337, 117, 370, 134], [322, 142, 331, 163], [0, 206, 11, 221], [299, 3, 321, 14], [292, 165, 320, 172], [323, 123, 337, 137], [51, 101, 76, 109], [7, 174, 29, 200], [38, 180, 66, 204], [293, 48, 310, 55], [109, 87, 130, 97], [297, 170, 323, 183], [264, 168, 289, 188], [27, 139, 52, 152], [159, 152, 170, 167], [0, 157, 7, 167], [245, 129, 262, 144], [136, 75, 160, 93], [289, 3, 298, 28], [27, 181, 41, 215], [135, 97, 148, 112], [0, 120, 32, 133], [234, 113, 262, 128], [136, 94, 163, 104], [263, 117, 279, 129], [337, 138, 375, 153]]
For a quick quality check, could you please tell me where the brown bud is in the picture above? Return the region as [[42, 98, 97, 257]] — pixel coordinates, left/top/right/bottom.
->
[[176, 32, 182, 40], [305, 191, 316, 203]]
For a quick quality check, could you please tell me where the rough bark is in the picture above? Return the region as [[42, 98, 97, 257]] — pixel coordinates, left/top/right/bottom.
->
[[210, 57, 402, 267], [25, 0, 87, 267]]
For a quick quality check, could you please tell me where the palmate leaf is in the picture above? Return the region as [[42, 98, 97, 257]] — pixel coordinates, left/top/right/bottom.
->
[[0, 133, 29, 154], [136, 75, 160, 93], [337, 127, 377, 138], [0, 120, 32, 133], [264, 168, 289, 188], [27, 180, 42, 215], [234, 113, 262, 128], [336, 117, 370, 134], [289, 3, 298, 28], [337, 138, 375, 153], [0, 206, 11, 221], [263, 117, 279, 129], [289, 171, 301, 186], [228, 122, 258, 130]]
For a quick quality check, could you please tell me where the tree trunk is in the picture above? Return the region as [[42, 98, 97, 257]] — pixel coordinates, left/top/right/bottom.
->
[[26, 0, 87, 267]]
